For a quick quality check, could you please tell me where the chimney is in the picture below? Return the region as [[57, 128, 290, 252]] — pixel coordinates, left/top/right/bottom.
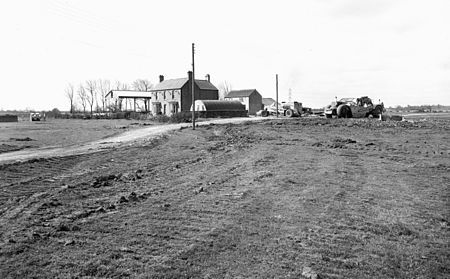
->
[[205, 74, 210, 82], [159, 75, 164, 82], [188, 71, 193, 82]]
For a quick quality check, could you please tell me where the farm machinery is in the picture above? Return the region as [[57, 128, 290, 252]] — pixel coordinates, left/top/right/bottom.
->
[[259, 101, 303, 117], [30, 113, 42, 121], [324, 96, 384, 118]]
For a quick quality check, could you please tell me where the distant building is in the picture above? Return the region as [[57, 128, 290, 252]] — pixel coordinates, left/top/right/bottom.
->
[[225, 89, 262, 115], [105, 90, 152, 112], [149, 72, 218, 116]]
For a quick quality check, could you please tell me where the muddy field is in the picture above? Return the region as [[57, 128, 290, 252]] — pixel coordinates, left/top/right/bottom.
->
[[0, 119, 152, 154], [0, 117, 449, 278]]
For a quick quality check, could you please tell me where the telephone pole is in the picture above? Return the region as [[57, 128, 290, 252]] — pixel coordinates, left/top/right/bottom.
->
[[191, 43, 195, 130], [276, 74, 279, 118]]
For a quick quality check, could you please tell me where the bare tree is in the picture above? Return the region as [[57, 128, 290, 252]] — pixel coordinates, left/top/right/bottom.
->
[[218, 80, 232, 100], [132, 79, 152, 112], [65, 83, 75, 113], [98, 79, 111, 112], [114, 80, 129, 90], [77, 85, 87, 114], [132, 79, 152, 91], [85, 80, 97, 115]]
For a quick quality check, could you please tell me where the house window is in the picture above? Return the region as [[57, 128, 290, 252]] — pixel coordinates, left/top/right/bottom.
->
[[154, 103, 161, 114], [171, 91, 175, 99], [171, 103, 179, 113], [163, 91, 166, 99]]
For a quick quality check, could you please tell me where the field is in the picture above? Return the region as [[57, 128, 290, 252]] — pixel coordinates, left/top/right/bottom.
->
[[0, 119, 154, 154], [0, 117, 449, 278], [403, 112, 450, 120]]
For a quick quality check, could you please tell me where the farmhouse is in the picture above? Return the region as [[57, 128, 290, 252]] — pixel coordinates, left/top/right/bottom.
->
[[225, 89, 263, 115], [150, 72, 218, 116], [106, 90, 151, 112]]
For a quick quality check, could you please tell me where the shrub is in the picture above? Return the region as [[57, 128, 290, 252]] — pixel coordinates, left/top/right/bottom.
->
[[169, 112, 196, 123], [153, 114, 170, 123]]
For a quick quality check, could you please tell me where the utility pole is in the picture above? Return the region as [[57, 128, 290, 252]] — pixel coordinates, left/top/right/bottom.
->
[[192, 43, 195, 130], [276, 74, 279, 118]]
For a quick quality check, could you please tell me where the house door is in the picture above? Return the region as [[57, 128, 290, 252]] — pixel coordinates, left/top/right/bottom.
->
[[153, 103, 162, 115], [172, 102, 179, 114]]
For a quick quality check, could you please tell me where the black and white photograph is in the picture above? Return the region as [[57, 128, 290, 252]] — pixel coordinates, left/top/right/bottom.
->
[[0, 0, 449, 278]]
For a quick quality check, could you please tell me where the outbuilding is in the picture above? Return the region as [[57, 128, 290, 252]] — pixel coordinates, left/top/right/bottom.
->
[[191, 100, 247, 118], [106, 90, 152, 112], [225, 89, 262, 115]]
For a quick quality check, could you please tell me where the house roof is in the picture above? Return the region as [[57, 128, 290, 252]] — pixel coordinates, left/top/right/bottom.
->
[[225, 89, 259, 98], [152, 78, 218, 91], [152, 78, 187, 91], [196, 100, 246, 111], [106, 90, 151, 98], [195, 80, 218, 91], [262, 98, 276, 106]]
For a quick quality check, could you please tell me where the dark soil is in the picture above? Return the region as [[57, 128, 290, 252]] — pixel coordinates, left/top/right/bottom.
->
[[0, 118, 449, 278]]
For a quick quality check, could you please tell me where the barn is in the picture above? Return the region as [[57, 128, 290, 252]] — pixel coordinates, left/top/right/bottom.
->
[[191, 100, 247, 118], [149, 72, 218, 116], [106, 90, 152, 112], [225, 89, 263, 115]]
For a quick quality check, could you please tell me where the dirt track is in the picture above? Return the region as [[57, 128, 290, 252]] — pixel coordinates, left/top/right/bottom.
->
[[0, 117, 449, 278], [0, 117, 261, 163]]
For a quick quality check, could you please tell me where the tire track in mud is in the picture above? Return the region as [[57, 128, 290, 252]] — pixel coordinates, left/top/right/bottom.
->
[[153, 121, 385, 277], [263, 142, 374, 278], [0, 152, 110, 244], [0, 129, 226, 262], [0, 136, 167, 244], [0, 153, 106, 204], [147, 127, 374, 277], [0, 122, 262, 245]]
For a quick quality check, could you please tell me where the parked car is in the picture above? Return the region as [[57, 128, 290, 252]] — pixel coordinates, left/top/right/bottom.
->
[[324, 96, 384, 118]]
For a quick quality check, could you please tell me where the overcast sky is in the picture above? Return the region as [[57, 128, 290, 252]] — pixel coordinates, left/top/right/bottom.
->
[[0, 0, 449, 110]]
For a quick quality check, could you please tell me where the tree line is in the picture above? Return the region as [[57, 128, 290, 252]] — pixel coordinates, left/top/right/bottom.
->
[[65, 79, 234, 114], [65, 79, 152, 114], [388, 104, 450, 112]]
